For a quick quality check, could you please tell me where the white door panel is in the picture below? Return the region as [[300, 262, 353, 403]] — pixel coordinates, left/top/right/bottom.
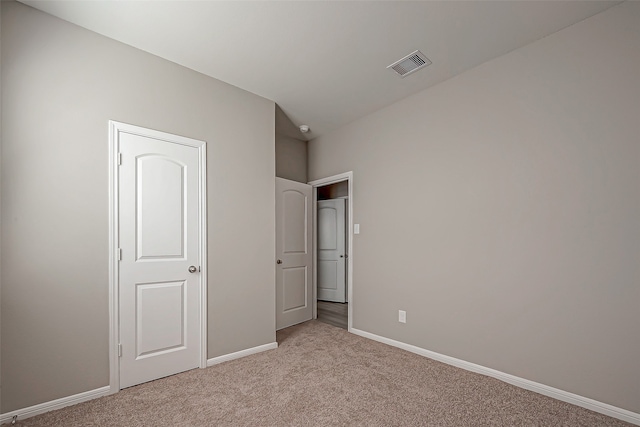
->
[[283, 267, 308, 311], [283, 190, 308, 253], [276, 178, 312, 330], [117, 127, 203, 388], [135, 280, 186, 357], [136, 156, 185, 259], [317, 199, 346, 303]]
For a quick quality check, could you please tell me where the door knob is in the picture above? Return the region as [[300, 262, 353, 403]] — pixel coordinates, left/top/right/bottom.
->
[[188, 266, 198, 273], [276, 259, 283, 264], [340, 255, 344, 258]]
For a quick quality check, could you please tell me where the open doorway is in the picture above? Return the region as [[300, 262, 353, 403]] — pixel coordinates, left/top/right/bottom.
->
[[309, 172, 353, 331]]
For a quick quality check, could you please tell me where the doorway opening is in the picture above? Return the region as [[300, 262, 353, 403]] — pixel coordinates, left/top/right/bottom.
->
[[309, 172, 353, 332]]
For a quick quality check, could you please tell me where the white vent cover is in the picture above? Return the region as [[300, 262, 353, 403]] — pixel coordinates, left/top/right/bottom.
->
[[387, 50, 432, 77]]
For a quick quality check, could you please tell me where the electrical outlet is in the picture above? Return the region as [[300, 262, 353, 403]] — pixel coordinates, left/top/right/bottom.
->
[[399, 310, 407, 323]]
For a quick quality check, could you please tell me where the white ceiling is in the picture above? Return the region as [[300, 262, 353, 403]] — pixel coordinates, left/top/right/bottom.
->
[[21, 0, 620, 140]]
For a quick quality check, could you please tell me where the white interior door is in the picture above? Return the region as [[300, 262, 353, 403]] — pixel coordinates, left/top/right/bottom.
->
[[317, 199, 346, 303], [117, 125, 203, 388], [276, 177, 312, 330]]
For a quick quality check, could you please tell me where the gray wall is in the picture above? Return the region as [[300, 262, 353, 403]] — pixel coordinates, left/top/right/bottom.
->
[[1, 2, 275, 412], [275, 105, 307, 183], [309, 2, 640, 413]]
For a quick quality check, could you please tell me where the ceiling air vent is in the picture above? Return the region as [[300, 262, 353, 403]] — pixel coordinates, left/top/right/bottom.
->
[[387, 50, 432, 78]]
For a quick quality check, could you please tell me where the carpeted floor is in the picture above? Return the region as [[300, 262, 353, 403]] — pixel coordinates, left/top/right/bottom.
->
[[7, 320, 632, 426]]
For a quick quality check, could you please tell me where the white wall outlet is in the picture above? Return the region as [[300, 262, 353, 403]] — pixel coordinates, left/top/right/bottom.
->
[[399, 310, 407, 323], [354, 224, 360, 234]]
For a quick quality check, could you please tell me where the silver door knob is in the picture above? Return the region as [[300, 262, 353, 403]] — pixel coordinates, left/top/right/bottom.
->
[[276, 259, 283, 264], [188, 266, 198, 273]]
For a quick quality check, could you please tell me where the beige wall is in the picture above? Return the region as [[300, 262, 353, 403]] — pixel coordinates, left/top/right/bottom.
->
[[275, 105, 307, 183], [1, 2, 275, 413], [309, 2, 640, 413]]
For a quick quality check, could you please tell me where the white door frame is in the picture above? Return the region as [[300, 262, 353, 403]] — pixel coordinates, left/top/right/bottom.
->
[[108, 121, 208, 393], [308, 171, 353, 332]]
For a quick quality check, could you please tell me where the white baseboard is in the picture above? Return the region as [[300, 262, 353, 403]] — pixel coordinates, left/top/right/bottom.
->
[[350, 328, 640, 426], [207, 342, 278, 367], [4, 336, 634, 426], [0, 342, 278, 424], [0, 386, 111, 425]]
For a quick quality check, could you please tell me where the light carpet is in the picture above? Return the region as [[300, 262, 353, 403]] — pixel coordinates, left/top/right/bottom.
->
[[7, 320, 632, 426]]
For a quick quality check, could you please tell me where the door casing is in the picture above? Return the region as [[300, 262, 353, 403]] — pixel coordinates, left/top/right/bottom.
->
[[108, 121, 208, 393], [308, 172, 354, 332]]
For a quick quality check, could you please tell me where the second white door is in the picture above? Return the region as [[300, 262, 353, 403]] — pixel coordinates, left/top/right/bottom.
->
[[317, 199, 346, 303], [276, 178, 313, 330]]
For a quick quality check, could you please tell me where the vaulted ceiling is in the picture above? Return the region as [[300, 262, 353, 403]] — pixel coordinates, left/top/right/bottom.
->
[[22, 1, 620, 139]]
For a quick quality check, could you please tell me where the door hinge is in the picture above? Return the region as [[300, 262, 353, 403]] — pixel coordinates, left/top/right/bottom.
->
[[118, 248, 122, 261], [117, 152, 122, 166], [118, 343, 122, 357]]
